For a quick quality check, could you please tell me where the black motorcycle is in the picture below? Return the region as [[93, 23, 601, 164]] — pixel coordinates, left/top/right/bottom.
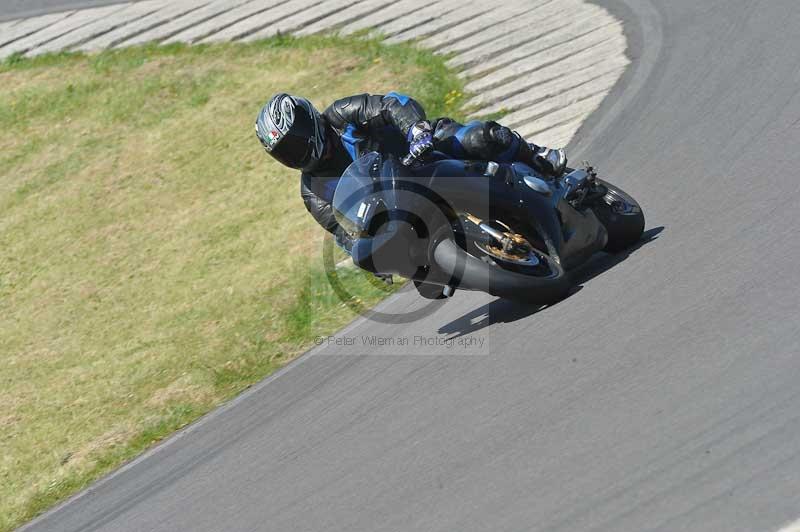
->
[[332, 151, 644, 304]]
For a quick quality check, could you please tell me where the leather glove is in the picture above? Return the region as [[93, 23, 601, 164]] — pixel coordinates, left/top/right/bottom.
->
[[402, 120, 434, 166]]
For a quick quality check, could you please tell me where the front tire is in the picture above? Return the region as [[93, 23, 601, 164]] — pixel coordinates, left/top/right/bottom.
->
[[591, 179, 645, 252], [432, 238, 570, 304]]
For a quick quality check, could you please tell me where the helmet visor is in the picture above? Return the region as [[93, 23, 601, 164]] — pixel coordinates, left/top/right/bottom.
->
[[270, 132, 315, 169]]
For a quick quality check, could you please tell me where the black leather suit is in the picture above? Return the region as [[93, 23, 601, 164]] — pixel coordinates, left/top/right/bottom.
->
[[300, 92, 539, 239]]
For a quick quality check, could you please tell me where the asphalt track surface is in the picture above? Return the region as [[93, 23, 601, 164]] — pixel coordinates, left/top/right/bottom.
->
[[20, 0, 800, 531], [0, 0, 132, 21]]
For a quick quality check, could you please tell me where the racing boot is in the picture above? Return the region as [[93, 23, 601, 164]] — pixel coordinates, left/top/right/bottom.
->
[[373, 273, 394, 285], [533, 145, 568, 177], [515, 138, 568, 178], [486, 123, 567, 178], [334, 228, 354, 255]]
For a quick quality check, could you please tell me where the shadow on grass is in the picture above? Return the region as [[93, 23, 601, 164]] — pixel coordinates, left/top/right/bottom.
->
[[437, 226, 665, 338]]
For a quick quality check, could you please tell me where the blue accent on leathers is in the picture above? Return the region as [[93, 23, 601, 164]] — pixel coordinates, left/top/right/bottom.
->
[[385, 91, 411, 106], [340, 123, 362, 161]]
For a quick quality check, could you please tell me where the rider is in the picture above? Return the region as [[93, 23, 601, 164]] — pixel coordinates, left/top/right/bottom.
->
[[255, 92, 567, 253]]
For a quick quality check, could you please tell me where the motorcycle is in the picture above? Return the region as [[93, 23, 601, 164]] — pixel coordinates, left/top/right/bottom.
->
[[332, 151, 644, 304]]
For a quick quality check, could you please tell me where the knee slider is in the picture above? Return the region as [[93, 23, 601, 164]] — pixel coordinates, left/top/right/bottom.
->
[[484, 121, 515, 149]]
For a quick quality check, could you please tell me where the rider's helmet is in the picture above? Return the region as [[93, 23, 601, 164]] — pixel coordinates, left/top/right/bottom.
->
[[255, 93, 326, 170]]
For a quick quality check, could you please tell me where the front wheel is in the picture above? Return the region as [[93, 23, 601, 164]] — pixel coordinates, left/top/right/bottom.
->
[[590, 179, 645, 252], [431, 237, 571, 304]]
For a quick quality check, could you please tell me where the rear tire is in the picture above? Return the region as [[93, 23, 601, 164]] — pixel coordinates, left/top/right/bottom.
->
[[591, 179, 645, 252]]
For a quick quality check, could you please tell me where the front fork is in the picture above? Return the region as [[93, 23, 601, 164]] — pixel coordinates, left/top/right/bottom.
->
[[462, 213, 529, 255], [562, 162, 599, 207]]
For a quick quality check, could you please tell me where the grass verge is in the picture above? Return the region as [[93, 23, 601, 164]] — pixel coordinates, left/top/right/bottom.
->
[[0, 34, 466, 531]]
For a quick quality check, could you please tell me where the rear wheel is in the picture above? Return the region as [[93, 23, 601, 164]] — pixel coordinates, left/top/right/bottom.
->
[[590, 179, 645, 252]]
